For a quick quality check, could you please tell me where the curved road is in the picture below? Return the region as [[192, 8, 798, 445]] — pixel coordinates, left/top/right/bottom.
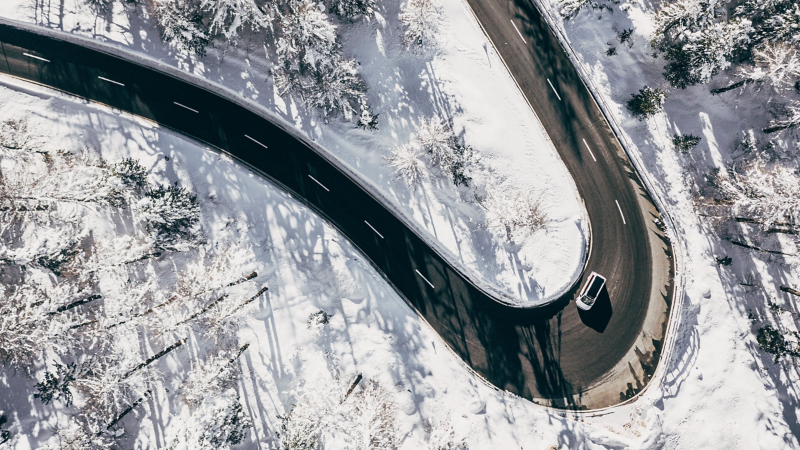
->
[[0, 11, 673, 408]]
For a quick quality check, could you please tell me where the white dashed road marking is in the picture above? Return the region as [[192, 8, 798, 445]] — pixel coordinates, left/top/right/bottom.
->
[[98, 76, 124, 86], [547, 78, 561, 101], [415, 270, 435, 289], [308, 174, 329, 192], [364, 220, 384, 239], [244, 134, 269, 149], [615, 200, 626, 225], [511, 21, 526, 44], [173, 102, 199, 113], [23, 53, 49, 62], [582, 139, 597, 162]]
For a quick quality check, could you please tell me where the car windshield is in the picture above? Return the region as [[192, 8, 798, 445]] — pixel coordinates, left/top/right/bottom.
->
[[586, 276, 604, 298]]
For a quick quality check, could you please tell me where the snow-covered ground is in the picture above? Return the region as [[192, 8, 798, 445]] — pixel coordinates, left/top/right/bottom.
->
[[0, 0, 587, 306]]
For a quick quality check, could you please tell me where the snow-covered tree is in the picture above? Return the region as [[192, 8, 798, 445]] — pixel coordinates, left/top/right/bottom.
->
[[764, 100, 800, 133], [385, 144, 426, 186], [75, 355, 159, 434], [652, 0, 725, 51], [734, 0, 800, 46], [273, 0, 372, 120], [200, 0, 272, 40], [304, 55, 367, 120], [339, 379, 396, 450], [399, 0, 441, 49], [137, 183, 201, 248], [672, 133, 701, 153], [483, 190, 547, 239], [356, 103, 379, 130], [275, 0, 339, 93], [421, 419, 468, 450], [181, 348, 244, 408], [415, 117, 473, 185], [716, 156, 800, 227], [558, 0, 592, 19], [662, 20, 751, 88], [740, 42, 800, 91], [329, 0, 375, 19], [416, 117, 451, 166], [0, 285, 54, 371], [152, 0, 211, 56], [626, 86, 667, 120]]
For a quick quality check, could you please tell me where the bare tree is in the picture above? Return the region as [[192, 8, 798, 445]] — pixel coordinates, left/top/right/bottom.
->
[[483, 190, 547, 239]]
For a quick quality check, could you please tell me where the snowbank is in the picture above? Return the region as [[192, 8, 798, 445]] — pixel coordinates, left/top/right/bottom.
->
[[0, 0, 587, 306]]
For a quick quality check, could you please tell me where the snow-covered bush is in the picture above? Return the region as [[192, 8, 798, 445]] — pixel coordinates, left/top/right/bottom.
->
[[356, 103, 379, 130], [626, 86, 667, 120], [385, 143, 426, 186], [672, 133, 701, 153], [756, 325, 800, 362], [399, 0, 441, 49], [483, 190, 547, 239], [152, 0, 210, 56], [34, 361, 79, 406], [0, 117, 35, 150], [137, 183, 201, 247]]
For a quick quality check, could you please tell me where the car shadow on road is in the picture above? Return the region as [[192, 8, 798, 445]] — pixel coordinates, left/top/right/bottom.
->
[[577, 288, 612, 333]]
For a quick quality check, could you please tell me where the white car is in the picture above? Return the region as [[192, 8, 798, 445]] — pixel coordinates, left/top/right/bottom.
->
[[576, 272, 606, 311]]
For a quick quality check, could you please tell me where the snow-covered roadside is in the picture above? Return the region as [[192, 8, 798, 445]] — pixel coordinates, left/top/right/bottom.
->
[[0, 0, 587, 306], [531, 0, 800, 447], [0, 75, 648, 450]]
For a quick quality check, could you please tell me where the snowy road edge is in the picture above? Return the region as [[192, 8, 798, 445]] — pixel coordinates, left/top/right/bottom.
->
[[525, 0, 688, 413], [0, 16, 582, 308]]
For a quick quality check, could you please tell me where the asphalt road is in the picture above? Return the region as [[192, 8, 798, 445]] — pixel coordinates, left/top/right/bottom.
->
[[0, 12, 672, 408]]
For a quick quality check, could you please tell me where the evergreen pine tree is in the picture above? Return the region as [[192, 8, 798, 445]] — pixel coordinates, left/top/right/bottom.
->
[[626, 86, 668, 120]]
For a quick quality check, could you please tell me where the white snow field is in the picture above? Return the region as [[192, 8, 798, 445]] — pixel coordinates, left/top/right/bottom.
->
[[0, 0, 587, 306], [0, 75, 630, 450]]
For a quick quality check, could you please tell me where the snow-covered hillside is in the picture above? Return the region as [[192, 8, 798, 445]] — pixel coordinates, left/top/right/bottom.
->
[[0, 0, 587, 306]]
